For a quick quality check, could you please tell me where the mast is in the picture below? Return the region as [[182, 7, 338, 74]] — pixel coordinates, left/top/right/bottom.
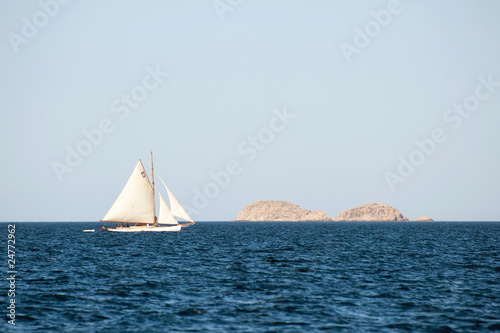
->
[[151, 151, 157, 227]]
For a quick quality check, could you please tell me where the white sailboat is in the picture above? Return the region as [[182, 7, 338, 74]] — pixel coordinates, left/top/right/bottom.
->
[[101, 152, 195, 232]]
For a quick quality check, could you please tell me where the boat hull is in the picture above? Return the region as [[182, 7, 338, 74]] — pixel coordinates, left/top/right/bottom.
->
[[108, 225, 182, 232]]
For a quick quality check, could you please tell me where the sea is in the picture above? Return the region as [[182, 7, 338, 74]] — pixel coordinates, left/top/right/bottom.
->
[[3, 221, 500, 332]]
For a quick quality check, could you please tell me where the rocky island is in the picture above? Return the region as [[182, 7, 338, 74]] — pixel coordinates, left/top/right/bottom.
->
[[235, 201, 433, 222], [334, 202, 410, 222], [236, 200, 333, 221], [413, 216, 434, 222]]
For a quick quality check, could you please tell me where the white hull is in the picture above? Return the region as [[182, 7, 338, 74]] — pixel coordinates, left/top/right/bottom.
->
[[108, 225, 181, 232]]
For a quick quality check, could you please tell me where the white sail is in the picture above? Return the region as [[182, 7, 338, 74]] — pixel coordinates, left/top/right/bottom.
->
[[160, 178, 195, 223], [102, 161, 155, 223], [158, 192, 178, 225]]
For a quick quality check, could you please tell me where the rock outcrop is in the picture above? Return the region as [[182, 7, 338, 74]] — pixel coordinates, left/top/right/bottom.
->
[[334, 202, 409, 222], [236, 201, 333, 221], [413, 216, 434, 222]]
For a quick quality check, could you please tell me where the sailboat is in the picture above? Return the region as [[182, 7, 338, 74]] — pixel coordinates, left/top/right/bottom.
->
[[101, 152, 195, 232]]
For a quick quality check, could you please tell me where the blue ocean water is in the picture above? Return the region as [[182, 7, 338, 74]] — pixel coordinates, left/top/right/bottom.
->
[[4, 222, 500, 332]]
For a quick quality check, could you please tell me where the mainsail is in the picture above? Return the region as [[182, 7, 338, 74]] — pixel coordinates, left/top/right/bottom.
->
[[102, 161, 155, 223], [160, 178, 195, 223]]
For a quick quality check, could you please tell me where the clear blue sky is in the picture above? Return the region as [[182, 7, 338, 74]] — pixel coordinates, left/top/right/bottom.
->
[[1, 0, 499, 221]]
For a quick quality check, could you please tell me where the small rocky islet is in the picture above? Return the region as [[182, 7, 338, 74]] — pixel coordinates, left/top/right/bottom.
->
[[235, 201, 434, 222], [236, 200, 332, 221]]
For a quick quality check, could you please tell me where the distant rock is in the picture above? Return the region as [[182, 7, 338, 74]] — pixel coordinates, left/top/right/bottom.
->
[[413, 216, 434, 222], [236, 200, 333, 221], [334, 202, 409, 222]]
